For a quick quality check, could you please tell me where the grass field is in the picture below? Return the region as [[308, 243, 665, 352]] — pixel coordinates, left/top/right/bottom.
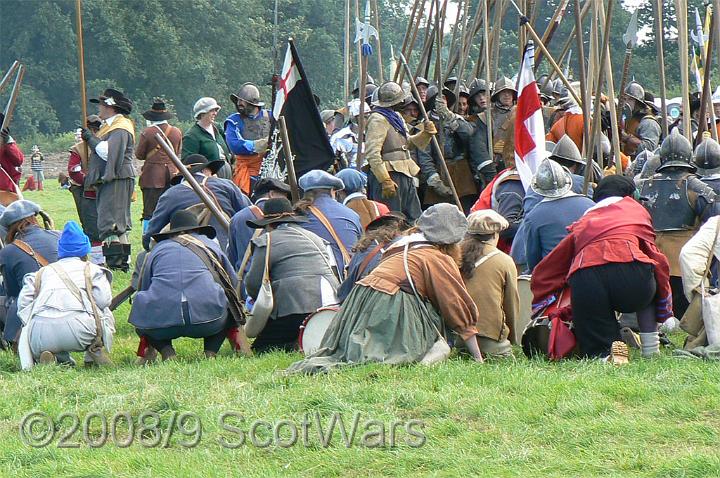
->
[[0, 187, 719, 477]]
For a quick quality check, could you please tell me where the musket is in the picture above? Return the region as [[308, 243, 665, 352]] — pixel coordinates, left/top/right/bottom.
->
[[399, 52, 463, 211], [0, 60, 20, 94], [534, 0, 571, 71], [110, 285, 135, 311], [1, 65, 25, 133], [654, 0, 669, 138], [676, 0, 692, 143], [616, 9, 639, 134], [695, 7, 716, 145]]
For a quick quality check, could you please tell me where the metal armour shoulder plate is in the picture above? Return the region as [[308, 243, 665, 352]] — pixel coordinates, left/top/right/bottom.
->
[[640, 175, 697, 231]]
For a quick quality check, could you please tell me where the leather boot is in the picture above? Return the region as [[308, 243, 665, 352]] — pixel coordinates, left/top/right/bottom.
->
[[85, 347, 113, 367], [103, 243, 128, 271]]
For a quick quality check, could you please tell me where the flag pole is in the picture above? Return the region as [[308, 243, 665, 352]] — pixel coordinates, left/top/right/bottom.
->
[[277, 116, 300, 203]]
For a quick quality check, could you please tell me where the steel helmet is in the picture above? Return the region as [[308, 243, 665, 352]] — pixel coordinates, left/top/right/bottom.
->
[[468, 78, 488, 99], [550, 135, 585, 165], [415, 76, 430, 87], [352, 75, 376, 96], [372, 81, 405, 108], [490, 76, 517, 102], [657, 128, 696, 172], [531, 158, 573, 198], [694, 136, 720, 175], [425, 84, 457, 111], [624, 81, 645, 103], [230, 83, 264, 107]]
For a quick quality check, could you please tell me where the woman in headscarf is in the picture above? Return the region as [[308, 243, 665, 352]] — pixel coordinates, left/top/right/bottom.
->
[[16, 221, 114, 369], [287, 203, 483, 374], [182, 97, 232, 179]]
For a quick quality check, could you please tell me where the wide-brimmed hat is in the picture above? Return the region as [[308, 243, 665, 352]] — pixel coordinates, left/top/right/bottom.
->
[[299, 169, 344, 192], [0, 200, 41, 228], [90, 88, 133, 114], [170, 154, 225, 184], [142, 98, 174, 121], [152, 210, 216, 242], [416, 203, 468, 244], [467, 209, 509, 235], [252, 177, 291, 200], [246, 198, 309, 228]]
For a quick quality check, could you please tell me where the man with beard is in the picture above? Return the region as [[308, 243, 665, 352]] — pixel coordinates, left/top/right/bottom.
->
[[620, 82, 661, 158]]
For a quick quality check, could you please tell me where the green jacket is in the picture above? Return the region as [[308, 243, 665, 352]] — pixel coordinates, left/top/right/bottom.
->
[[181, 122, 232, 164]]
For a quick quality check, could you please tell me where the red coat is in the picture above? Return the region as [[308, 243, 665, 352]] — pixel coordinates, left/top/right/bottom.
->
[[0, 142, 23, 190], [531, 197, 673, 321]]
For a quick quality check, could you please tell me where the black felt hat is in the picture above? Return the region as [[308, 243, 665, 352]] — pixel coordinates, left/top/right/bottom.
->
[[142, 98, 174, 121], [251, 178, 291, 200], [152, 210, 216, 242], [246, 198, 308, 228], [90, 88, 133, 115]]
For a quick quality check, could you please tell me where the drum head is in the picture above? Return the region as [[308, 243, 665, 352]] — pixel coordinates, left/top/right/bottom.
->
[[299, 307, 338, 356]]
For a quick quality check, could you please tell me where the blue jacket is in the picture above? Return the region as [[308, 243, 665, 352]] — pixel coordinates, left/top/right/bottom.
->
[[300, 194, 362, 273], [0, 226, 59, 341], [130, 233, 237, 330], [227, 199, 266, 271], [143, 173, 251, 251], [223, 111, 270, 156], [523, 194, 595, 272]]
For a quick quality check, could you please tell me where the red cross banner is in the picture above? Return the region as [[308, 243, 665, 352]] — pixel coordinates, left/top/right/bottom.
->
[[272, 39, 335, 176], [514, 42, 546, 191]]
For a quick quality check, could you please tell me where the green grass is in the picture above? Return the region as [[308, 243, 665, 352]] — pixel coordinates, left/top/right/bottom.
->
[[0, 187, 719, 477]]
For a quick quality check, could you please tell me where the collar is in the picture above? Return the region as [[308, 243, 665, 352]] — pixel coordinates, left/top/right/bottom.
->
[[343, 192, 366, 205], [584, 196, 623, 214], [148, 120, 168, 127], [103, 114, 122, 127]]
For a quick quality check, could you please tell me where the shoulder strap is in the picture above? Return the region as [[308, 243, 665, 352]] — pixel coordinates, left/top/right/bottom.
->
[[83, 263, 106, 350], [236, 206, 265, 276], [357, 242, 385, 278], [307, 205, 351, 265], [402, 244, 447, 342], [473, 249, 502, 269], [13, 240, 49, 267], [701, 218, 720, 281]]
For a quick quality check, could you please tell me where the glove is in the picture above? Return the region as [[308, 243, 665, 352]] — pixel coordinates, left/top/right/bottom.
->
[[0, 128, 9, 143], [427, 172, 452, 197], [381, 178, 398, 198], [254, 138, 269, 155], [603, 165, 616, 177], [80, 127, 94, 142], [423, 120, 437, 135], [435, 95, 454, 122]]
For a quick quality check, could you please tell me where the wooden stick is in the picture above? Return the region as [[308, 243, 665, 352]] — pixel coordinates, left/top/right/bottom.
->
[[548, 0, 591, 80], [394, 0, 422, 82], [596, 0, 622, 174], [399, 53, 464, 210], [344, 0, 351, 104], [75, 0, 89, 162], [277, 116, 300, 203], [357, 54, 369, 169], [696, 7, 716, 144], [434, 0, 443, 84], [371, 0, 384, 83], [401, 0, 428, 83], [1, 65, 25, 132], [0, 60, 20, 94], [573, 0, 590, 157], [156, 134, 231, 231], [534, 0, 571, 71], [482, 0, 494, 160], [676, 0, 692, 143], [490, 0, 507, 74], [654, 0, 669, 138]]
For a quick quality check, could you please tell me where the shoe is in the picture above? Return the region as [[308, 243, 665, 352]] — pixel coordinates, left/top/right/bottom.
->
[[39, 351, 55, 365], [620, 327, 641, 349], [135, 346, 158, 366], [86, 347, 113, 366], [204, 351, 217, 359], [159, 345, 177, 361], [609, 341, 630, 365]]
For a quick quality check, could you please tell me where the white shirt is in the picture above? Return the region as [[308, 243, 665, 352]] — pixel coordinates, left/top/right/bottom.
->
[[95, 114, 123, 161]]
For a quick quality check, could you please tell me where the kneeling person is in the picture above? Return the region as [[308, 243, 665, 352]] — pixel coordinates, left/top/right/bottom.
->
[[16, 221, 115, 369], [130, 211, 243, 360]]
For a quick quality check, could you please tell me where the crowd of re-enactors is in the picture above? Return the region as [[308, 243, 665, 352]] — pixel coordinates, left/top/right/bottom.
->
[[0, 74, 719, 373]]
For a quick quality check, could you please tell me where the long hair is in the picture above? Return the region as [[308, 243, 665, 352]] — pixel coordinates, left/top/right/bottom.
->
[[294, 189, 332, 213], [405, 226, 462, 265], [6, 216, 39, 244], [353, 224, 406, 253], [459, 235, 494, 279]]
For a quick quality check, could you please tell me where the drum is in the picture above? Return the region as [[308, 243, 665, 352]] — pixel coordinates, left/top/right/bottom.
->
[[298, 307, 338, 356]]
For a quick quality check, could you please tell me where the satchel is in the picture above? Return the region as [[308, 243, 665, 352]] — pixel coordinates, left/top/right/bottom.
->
[[244, 231, 274, 338]]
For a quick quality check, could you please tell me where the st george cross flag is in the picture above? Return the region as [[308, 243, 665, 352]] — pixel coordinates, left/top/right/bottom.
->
[[272, 39, 335, 176], [514, 42, 546, 191]]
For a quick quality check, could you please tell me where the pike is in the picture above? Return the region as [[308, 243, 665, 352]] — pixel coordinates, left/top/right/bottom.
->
[[534, 0, 571, 71], [573, 0, 591, 158], [616, 8, 639, 133], [676, 0, 692, 143], [354, 0, 378, 168], [654, 0, 669, 138], [695, 6, 716, 145], [596, 0, 622, 175], [548, 0, 592, 81], [344, 0, 351, 104], [482, 0, 494, 161], [692, 5, 718, 141], [563, 48, 572, 78], [370, 0, 383, 82], [0, 60, 20, 94], [398, 52, 463, 211], [75, 0, 89, 160]]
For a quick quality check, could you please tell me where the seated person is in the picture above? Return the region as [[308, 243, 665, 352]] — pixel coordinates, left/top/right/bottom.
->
[[244, 198, 339, 353], [335, 168, 389, 229], [287, 204, 484, 374], [131, 211, 246, 361], [16, 221, 114, 369], [460, 210, 519, 358], [0, 200, 59, 346]]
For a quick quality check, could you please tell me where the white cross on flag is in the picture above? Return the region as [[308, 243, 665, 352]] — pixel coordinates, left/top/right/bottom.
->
[[514, 42, 546, 191], [272, 44, 300, 119]]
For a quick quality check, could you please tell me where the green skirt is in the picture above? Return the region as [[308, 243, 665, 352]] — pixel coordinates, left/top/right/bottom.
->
[[286, 285, 443, 374]]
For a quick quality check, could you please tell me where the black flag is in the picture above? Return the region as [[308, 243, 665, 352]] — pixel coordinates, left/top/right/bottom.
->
[[272, 39, 335, 177]]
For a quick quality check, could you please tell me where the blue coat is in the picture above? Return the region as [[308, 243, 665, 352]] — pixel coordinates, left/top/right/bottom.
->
[[223, 111, 270, 155], [227, 199, 266, 271], [0, 226, 60, 341], [130, 233, 237, 330], [143, 173, 251, 251], [523, 194, 595, 272], [300, 194, 362, 273]]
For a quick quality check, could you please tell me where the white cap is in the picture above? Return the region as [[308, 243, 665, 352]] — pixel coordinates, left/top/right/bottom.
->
[[193, 97, 221, 119], [347, 98, 370, 118]]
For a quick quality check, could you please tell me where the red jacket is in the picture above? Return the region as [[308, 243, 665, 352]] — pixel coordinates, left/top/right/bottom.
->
[[0, 142, 23, 190], [531, 197, 673, 321]]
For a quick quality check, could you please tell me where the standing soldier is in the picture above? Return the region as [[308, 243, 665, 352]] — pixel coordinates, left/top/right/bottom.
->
[[0, 112, 24, 204], [694, 136, 720, 193], [365, 81, 437, 221], [490, 76, 517, 171], [68, 115, 102, 250], [640, 129, 718, 318], [81, 88, 136, 271], [467, 79, 495, 191], [135, 98, 182, 231], [620, 82, 661, 158], [224, 83, 271, 195]]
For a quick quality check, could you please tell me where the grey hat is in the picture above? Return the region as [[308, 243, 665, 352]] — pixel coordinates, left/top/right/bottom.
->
[[467, 209, 509, 235], [320, 109, 336, 124], [299, 169, 345, 192], [193, 97, 221, 119], [531, 158, 573, 198], [416, 203, 468, 244], [0, 200, 41, 228]]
